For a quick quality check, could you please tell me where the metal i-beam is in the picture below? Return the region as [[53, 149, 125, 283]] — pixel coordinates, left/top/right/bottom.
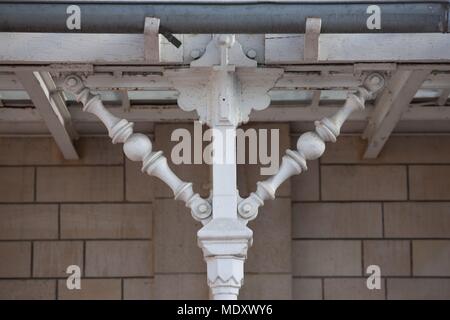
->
[[363, 70, 430, 158], [15, 71, 79, 159]]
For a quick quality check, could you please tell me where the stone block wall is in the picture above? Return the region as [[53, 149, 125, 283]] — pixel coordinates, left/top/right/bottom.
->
[[0, 126, 449, 299], [291, 135, 450, 299]]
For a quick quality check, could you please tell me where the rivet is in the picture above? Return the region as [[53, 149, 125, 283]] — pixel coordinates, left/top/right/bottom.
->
[[190, 49, 202, 59], [246, 49, 257, 59], [65, 77, 78, 87], [198, 203, 208, 213], [243, 203, 252, 213]]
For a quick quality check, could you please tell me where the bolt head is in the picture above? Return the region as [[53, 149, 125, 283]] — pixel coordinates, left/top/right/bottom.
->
[[198, 204, 208, 213], [246, 49, 257, 59], [190, 49, 201, 59], [364, 73, 385, 93], [243, 203, 252, 213], [370, 76, 381, 85], [65, 76, 78, 88]]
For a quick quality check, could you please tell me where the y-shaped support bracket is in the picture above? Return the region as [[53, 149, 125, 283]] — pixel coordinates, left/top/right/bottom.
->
[[166, 34, 283, 300], [238, 73, 385, 221], [61, 75, 212, 223], [60, 35, 384, 301]]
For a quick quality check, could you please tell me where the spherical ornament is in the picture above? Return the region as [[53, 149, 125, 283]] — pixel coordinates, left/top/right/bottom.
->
[[123, 133, 152, 162], [297, 131, 325, 160]]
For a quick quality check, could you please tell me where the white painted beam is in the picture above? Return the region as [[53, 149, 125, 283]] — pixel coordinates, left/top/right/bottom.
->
[[39, 72, 79, 140], [1, 33, 450, 64], [363, 70, 430, 158], [144, 17, 161, 63], [0, 33, 143, 63], [319, 34, 450, 63], [3, 104, 450, 123], [2, 68, 450, 92], [15, 71, 79, 159], [266, 34, 450, 64], [0, 74, 24, 90]]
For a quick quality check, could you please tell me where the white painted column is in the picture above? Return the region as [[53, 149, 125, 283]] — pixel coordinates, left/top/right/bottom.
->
[[211, 126, 237, 219], [210, 69, 238, 220], [197, 37, 250, 300], [166, 35, 282, 300]]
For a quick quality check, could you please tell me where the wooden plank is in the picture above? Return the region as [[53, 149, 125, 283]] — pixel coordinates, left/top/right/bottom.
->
[[3, 103, 450, 124], [39, 72, 78, 140], [320, 34, 450, 62], [0, 74, 23, 90], [0, 32, 183, 64], [266, 33, 450, 64], [0, 33, 144, 63], [118, 89, 131, 112], [309, 90, 321, 108], [265, 34, 304, 64], [363, 70, 431, 158], [15, 71, 79, 159], [1, 65, 450, 91], [144, 17, 160, 63], [0, 32, 449, 64]]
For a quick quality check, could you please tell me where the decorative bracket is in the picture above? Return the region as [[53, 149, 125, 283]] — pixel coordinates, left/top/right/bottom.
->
[[60, 33, 385, 301], [165, 35, 283, 127], [165, 34, 284, 300], [144, 17, 161, 63], [61, 74, 211, 223], [238, 73, 386, 221], [304, 17, 322, 62]]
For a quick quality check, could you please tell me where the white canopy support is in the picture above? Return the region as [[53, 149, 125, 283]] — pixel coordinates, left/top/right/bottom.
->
[[1, 33, 450, 64], [363, 69, 430, 158], [304, 18, 321, 62], [15, 71, 79, 159], [52, 33, 387, 300]]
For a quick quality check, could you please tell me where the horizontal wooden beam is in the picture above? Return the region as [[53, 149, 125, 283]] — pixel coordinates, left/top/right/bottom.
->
[[265, 33, 450, 64], [1, 33, 450, 64], [2, 66, 450, 93], [2, 104, 450, 123]]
